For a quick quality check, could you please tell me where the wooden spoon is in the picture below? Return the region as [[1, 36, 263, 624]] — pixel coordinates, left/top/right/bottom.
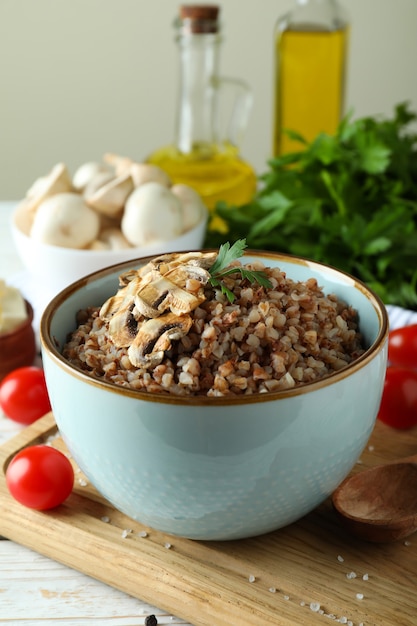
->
[[332, 454, 417, 543]]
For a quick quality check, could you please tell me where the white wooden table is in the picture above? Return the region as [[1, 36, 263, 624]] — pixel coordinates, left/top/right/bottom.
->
[[0, 202, 189, 625]]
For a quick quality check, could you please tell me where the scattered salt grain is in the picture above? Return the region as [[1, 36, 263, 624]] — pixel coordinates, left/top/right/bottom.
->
[[356, 593, 364, 600], [338, 617, 348, 624], [337, 555, 344, 562], [138, 530, 148, 538], [404, 540, 411, 546], [248, 574, 256, 583], [101, 516, 110, 523], [121, 529, 133, 538], [368, 445, 374, 452], [346, 571, 357, 579], [300, 601, 305, 607], [310, 602, 321, 612], [268, 587, 276, 593], [362, 573, 369, 581], [78, 478, 88, 487], [164, 542, 172, 549], [283, 595, 290, 601]]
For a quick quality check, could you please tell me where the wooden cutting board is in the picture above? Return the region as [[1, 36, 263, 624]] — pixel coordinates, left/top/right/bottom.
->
[[0, 412, 416, 626]]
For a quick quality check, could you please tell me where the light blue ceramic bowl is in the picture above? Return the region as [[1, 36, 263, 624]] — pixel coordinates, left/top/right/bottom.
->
[[40, 251, 389, 540]]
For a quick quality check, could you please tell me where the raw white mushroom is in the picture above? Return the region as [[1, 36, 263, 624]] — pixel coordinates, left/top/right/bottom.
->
[[25, 163, 73, 212], [121, 182, 183, 247], [30, 192, 100, 249], [171, 184, 205, 231], [129, 163, 171, 188], [88, 228, 131, 250], [82, 171, 115, 197], [84, 172, 134, 217], [73, 161, 114, 192], [104, 153, 171, 187], [103, 152, 133, 175]]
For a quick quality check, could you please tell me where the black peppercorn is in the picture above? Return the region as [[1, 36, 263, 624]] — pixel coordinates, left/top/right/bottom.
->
[[144, 615, 158, 626]]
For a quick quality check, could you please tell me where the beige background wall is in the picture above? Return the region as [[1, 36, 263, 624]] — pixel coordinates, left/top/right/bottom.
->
[[1, 0, 416, 200]]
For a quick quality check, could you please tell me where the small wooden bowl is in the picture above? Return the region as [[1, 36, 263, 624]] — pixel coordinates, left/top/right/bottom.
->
[[0, 300, 37, 382]]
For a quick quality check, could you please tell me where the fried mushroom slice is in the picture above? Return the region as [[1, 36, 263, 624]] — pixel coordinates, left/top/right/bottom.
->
[[128, 313, 193, 368], [148, 251, 217, 274], [100, 250, 219, 364], [108, 301, 140, 348], [134, 264, 210, 318], [99, 276, 142, 321]]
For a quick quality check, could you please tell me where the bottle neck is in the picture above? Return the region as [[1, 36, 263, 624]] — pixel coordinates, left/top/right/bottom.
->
[[282, 0, 348, 31], [174, 29, 222, 154]]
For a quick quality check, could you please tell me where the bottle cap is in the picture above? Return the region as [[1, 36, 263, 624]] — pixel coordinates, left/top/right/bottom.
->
[[179, 5, 220, 33]]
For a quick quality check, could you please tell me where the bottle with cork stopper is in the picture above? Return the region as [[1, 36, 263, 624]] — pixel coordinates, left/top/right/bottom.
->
[[147, 4, 256, 226]]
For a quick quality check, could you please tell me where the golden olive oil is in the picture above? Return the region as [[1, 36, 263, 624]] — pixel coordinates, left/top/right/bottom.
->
[[147, 142, 257, 212], [273, 26, 349, 155]]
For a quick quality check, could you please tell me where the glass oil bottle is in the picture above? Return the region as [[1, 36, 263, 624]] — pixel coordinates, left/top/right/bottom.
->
[[147, 5, 257, 221], [273, 0, 349, 156]]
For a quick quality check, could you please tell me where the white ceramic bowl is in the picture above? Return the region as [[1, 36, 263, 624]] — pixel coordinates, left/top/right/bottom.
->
[[40, 251, 389, 540], [10, 201, 208, 297]]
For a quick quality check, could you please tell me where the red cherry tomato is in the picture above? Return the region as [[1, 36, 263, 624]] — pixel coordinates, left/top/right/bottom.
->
[[6, 445, 74, 510], [388, 324, 417, 369], [0, 366, 51, 425], [377, 366, 417, 429]]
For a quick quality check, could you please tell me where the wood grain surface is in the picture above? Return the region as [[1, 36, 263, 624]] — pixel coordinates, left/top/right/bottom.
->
[[0, 412, 416, 626]]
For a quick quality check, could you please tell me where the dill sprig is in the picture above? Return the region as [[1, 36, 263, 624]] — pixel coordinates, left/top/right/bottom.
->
[[208, 239, 273, 303]]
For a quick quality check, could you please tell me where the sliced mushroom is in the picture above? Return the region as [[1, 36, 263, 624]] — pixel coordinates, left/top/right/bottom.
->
[[146, 250, 217, 274], [100, 275, 142, 320], [118, 268, 146, 288], [102, 251, 215, 318], [128, 312, 193, 368], [25, 163, 73, 212], [134, 264, 209, 318], [100, 250, 218, 368], [108, 301, 140, 347], [134, 275, 197, 318], [84, 171, 134, 218]]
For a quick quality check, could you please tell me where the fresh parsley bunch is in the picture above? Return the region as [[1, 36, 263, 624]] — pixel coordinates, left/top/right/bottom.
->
[[205, 103, 417, 309]]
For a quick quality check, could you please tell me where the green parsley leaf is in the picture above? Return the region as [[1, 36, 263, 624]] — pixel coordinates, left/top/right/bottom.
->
[[209, 239, 273, 303], [208, 239, 247, 276]]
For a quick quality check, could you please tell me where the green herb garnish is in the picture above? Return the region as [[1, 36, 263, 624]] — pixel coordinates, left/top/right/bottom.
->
[[209, 239, 273, 303], [205, 102, 417, 310]]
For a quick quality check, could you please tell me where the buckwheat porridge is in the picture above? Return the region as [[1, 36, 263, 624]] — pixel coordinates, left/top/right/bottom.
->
[[62, 247, 365, 397]]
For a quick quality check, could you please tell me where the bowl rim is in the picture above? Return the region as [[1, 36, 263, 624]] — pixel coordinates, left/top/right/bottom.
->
[[40, 249, 389, 406], [10, 200, 208, 258]]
